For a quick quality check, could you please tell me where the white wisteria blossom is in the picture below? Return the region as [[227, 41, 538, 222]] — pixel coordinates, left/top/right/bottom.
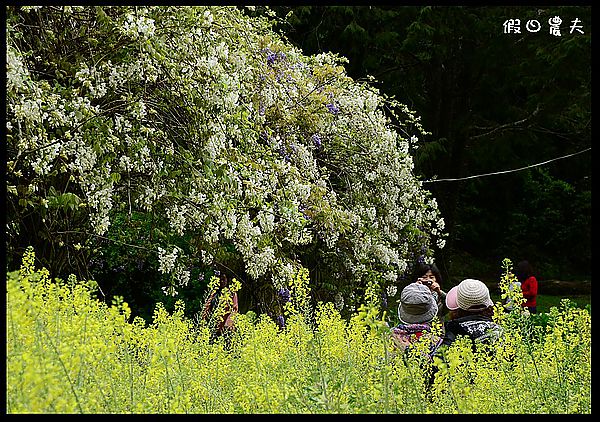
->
[[7, 5, 446, 305], [334, 292, 345, 311], [158, 246, 180, 274], [122, 13, 156, 39]]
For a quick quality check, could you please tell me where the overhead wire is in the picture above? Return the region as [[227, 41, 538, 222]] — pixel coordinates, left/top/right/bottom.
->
[[421, 147, 591, 183]]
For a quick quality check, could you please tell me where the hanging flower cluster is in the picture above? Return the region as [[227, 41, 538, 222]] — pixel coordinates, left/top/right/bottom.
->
[[6, 6, 446, 303]]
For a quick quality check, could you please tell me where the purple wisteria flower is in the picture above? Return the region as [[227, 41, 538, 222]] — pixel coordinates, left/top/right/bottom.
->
[[311, 133, 322, 148], [267, 52, 277, 66], [278, 287, 291, 303], [276, 315, 286, 328], [277, 144, 291, 163], [381, 291, 388, 308], [278, 146, 291, 162], [326, 103, 340, 114], [266, 50, 286, 66]]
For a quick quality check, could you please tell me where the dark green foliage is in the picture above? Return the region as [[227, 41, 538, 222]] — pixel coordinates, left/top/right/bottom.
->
[[88, 211, 215, 323], [271, 6, 591, 281]]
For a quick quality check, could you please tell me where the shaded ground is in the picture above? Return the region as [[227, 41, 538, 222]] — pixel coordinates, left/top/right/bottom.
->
[[536, 279, 591, 296]]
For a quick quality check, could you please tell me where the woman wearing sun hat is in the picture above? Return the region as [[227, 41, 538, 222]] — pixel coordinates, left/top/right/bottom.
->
[[391, 282, 441, 352], [431, 278, 503, 356]]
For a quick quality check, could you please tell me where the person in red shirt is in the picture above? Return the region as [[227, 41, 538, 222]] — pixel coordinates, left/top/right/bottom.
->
[[516, 260, 538, 314]]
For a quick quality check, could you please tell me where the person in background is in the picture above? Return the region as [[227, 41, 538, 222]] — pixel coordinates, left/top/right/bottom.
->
[[391, 282, 440, 352], [413, 262, 448, 321], [516, 260, 538, 314], [200, 272, 239, 337]]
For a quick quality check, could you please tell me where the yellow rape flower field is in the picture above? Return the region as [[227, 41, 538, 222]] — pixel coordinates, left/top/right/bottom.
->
[[7, 248, 591, 414]]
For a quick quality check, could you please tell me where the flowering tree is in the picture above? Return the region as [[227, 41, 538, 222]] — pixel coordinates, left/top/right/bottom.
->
[[6, 6, 446, 313]]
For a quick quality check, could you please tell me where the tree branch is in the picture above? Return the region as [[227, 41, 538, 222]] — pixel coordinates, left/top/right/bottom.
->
[[469, 104, 540, 140]]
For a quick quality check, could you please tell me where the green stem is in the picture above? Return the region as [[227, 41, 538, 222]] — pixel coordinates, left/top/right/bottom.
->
[[381, 332, 390, 413], [129, 345, 135, 411], [522, 317, 547, 404], [40, 315, 85, 413], [553, 346, 568, 412]]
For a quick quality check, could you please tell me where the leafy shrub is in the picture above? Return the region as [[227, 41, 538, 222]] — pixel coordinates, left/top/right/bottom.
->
[[6, 6, 446, 316]]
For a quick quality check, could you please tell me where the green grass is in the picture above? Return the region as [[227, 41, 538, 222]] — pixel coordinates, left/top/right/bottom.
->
[[536, 294, 591, 313]]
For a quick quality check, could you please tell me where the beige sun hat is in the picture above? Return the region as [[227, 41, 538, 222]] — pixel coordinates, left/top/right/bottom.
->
[[456, 278, 494, 310]]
